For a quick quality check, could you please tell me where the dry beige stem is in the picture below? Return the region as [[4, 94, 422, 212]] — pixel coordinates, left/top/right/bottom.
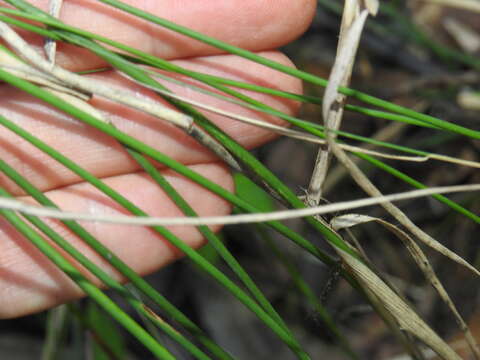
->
[[443, 18, 480, 53], [421, 0, 480, 13], [458, 90, 480, 111], [361, 0, 380, 15], [0, 20, 192, 130], [338, 248, 462, 360], [333, 214, 480, 359], [1, 183, 478, 227], [0, 49, 89, 100], [307, 0, 372, 205], [328, 137, 480, 279], [321, 9, 369, 125], [324, 122, 408, 193], [44, 88, 108, 123]]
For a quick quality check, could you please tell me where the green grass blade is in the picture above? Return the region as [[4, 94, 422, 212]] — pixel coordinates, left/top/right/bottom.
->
[[128, 148, 293, 336], [259, 226, 359, 360], [85, 301, 127, 360]]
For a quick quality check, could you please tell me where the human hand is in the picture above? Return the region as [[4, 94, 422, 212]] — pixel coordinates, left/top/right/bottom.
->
[[0, 0, 316, 317]]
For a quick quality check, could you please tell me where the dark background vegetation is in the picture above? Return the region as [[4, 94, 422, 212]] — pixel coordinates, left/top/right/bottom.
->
[[1, 1, 479, 359]]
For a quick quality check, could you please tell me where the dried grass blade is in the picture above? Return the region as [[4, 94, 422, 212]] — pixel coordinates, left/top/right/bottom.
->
[[307, 3, 369, 204], [332, 214, 480, 359], [338, 248, 462, 360], [0, 183, 478, 227], [0, 20, 191, 129]]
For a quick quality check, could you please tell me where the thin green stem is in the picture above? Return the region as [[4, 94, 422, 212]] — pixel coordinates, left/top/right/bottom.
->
[[128, 148, 292, 336], [257, 225, 359, 360]]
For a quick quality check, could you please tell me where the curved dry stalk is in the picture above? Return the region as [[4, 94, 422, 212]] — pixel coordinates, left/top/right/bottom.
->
[[0, 51, 89, 99], [338, 248, 462, 360], [307, 2, 371, 205], [2, 183, 479, 227], [0, 20, 191, 128], [332, 214, 480, 359], [328, 133, 480, 276], [323, 122, 408, 193]]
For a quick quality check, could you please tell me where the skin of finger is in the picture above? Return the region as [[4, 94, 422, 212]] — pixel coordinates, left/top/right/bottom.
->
[[0, 162, 233, 318], [0, 51, 302, 195], [7, 0, 317, 71]]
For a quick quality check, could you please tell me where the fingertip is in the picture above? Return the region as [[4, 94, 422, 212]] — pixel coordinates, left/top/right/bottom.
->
[[257, 0, 317, 48]]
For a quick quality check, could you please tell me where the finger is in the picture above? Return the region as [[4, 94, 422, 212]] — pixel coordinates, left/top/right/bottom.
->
[[0, 162, 233, 318], [0, 51, 302, 195], [9, 0, 316, 70]]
